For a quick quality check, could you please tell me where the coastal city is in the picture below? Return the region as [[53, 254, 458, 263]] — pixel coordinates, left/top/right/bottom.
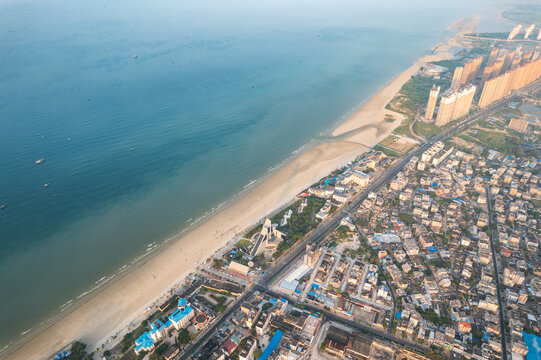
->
[[44, 17, 541, 360]]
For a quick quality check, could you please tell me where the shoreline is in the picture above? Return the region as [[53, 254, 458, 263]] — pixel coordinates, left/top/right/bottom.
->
[[4, 17, 477, 360]]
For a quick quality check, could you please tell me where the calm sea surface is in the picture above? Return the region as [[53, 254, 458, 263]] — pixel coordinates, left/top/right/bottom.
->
[[0, 0, 509, 351]]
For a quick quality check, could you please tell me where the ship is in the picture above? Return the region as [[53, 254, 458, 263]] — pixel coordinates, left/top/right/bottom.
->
[[35, 158, 45, 164]]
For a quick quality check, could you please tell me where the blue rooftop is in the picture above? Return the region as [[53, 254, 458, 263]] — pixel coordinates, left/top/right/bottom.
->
[[428, 246, 438, 253], [396, 311, 402, 319], [54, 351, 71, 360], [169, 305, 193, 324], [178, 298, 187, 307], [257, 330, 283, 360], [135, 332, 154, 353]]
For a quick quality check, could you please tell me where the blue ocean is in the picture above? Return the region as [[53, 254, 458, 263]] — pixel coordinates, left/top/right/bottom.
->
[[0, 0, 508, 352]]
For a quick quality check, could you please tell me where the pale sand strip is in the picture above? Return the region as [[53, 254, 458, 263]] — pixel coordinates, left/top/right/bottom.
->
[[5, 17, 479, 360], [5, 137, 372, 360], [332, 15, 481, 138]]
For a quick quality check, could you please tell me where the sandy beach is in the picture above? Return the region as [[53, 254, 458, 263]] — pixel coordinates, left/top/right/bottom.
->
[[4, 16, 478, 360]]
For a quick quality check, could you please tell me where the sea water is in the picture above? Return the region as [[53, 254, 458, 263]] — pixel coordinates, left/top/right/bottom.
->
[[0, 0, 509, 351]]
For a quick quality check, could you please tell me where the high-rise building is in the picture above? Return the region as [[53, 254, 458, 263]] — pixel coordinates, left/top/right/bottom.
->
[[510, 56, 522, 71], [480, 60, 504, 90], [508, 24, 522, 40], [524, 24, 536, 40], [522, 52, 533, 64], [435, 92, 456, 126], [533, 47, 540, 62], [460, 57, 483, 86], [487, 48, 499, 66], [479, 58, 541, 107], [508, 118, 529, 133], [451, 85, 476, 120], [450, 66, 463, 91], [435, 84, 476, 127], [424, 85, 440, 121], [502, 50, 516, 73]]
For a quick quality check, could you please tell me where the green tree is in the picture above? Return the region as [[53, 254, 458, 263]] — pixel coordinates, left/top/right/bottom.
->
[[69, 341, 91, 360], [426, 349, 448, 360], [472, 328, 484, 340], [399, 213, 415, 225], [213, 259, 224, 269], [336, 225, 350, 239], [178, 328, 191, 345]]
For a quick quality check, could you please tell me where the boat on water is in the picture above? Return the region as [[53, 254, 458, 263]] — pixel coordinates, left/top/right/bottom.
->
[[44, 183, 49, 187], [133, 55, 137, 59], [0, 204, 6, 209], [35, 158, 45, 164]]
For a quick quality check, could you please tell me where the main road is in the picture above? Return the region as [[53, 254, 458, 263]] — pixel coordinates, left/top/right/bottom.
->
[[485, 186, 508, 360], [180, 79, 541, 359]]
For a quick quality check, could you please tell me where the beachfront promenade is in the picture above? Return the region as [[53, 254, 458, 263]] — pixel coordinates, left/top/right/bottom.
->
[[179, 79, 541, 359]]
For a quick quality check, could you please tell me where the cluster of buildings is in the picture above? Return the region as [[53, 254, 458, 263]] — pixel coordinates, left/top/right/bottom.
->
[[424, 44, 541, 127], [508, 24, 541, 41], [124, 276, 241, 358], [273, 225, 394, 330], [483, 154, 541, 357], [135, 298, 195, 354], [306, 151, 390, 220], [192, 292, 323, 360], [350, 121, 540, 359], [322, 325, 394, 359], [155, 95, 539, 359], [478, 57, 541, 108]]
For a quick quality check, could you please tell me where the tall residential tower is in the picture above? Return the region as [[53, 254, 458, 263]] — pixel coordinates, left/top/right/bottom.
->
[[424, 85, 440, 121], [450, 66, 463, 91]]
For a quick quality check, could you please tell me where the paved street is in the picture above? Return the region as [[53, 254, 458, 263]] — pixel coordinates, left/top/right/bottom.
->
[[180, 79, 541, 359]]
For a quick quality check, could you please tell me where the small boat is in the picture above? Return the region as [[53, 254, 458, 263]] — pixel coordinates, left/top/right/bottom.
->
[[130, 147, 134, 151], [44, 183, 49, 187], [133, 55, 138, 59], [0, 204, 6, 209], [35, 158, 45, 164], [67, 137, 71, 141]]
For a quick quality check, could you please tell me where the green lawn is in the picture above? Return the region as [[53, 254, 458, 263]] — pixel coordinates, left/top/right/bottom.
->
[[398, 75, 451, 115], [236, 239, 252, 248], [467, 129, 525, 156], [413, 121, 441, 139], [374, 144, 402, 158], [465, 32, 509, 40], [393, 116, 415, 139]]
